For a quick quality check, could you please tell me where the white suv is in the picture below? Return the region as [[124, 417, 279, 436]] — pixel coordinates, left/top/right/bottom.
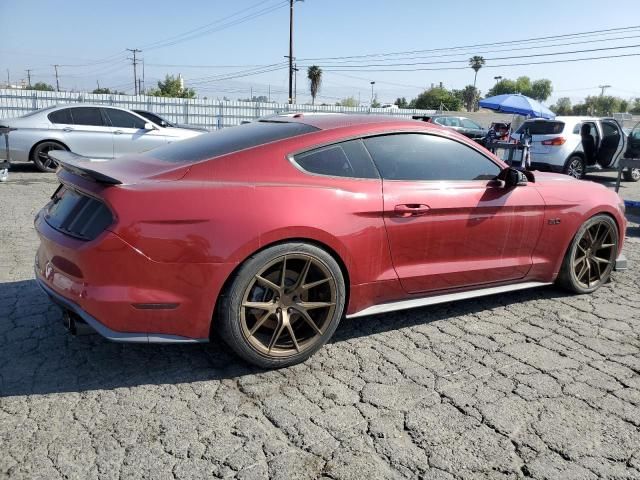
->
[[511, 116, 640, 181]]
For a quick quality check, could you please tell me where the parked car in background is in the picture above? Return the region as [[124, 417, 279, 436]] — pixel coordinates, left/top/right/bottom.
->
[[429, 115, 487, 140], [511, 116, 640, 181], [1, 105, 204, 172], [133, 109, 209, 132], [35, 114, 627, 368]]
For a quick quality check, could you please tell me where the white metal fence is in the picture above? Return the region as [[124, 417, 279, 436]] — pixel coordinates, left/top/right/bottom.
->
[[0, 89, 438, 129]]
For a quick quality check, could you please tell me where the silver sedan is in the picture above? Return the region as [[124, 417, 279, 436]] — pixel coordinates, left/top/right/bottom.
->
[[0, 105, 204, 172]]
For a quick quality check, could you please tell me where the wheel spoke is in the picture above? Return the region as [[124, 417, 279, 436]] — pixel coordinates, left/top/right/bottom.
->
[[573, 254, 587, 267], [298, 301, 335, 310], [268, 320, 286, 352], [292, 259, 312, 291], [592, 255, 611, 264], [242, 301, 273, 310], [576, 262, 589, 282], [255, 274, 280, 293], [286, 324, 300, 352], [302, 277, 330, 291], [294, 307, 323, 335], [280, 256, 287, 288], [249, 311, 272, 335], [599, 243, 615, 249]]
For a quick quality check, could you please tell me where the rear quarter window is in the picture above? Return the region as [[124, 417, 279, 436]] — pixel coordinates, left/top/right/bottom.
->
[[293, 139, 379, 179], [516, 121, 565, 135], [150, 121, 319, 163]]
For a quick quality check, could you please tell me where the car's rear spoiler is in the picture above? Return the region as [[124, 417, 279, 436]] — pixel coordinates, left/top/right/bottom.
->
[[48, 151, 122, 185]]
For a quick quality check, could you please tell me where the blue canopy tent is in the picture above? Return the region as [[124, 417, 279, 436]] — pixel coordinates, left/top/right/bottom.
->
[[479, 94, 555, 119]]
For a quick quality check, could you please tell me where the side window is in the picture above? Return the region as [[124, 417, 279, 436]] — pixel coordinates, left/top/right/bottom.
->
[[434, 117, 447, 126], [461, 118, 481, 129], [48, 108, 72, 124], [363, 133, 501, 181], [293, 139, 379, 179], [572, 123, 582, 134], [69, 107, 105, 127], [601, 122, 619, 138], [105, 109, 146, 129], [448, 117, 462, 127]]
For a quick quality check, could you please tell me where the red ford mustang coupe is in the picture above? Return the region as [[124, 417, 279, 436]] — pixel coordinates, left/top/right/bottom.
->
[[35, 115, 628, 367]]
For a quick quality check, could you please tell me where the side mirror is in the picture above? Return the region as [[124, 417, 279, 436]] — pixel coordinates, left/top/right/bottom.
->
[[498, 167, 528, 188], [144, 122, 156, 130]]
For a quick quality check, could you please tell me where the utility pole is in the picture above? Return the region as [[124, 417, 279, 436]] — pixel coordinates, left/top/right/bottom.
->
[[6, 69, 9, 88], [493, 75, 502, 85], [142, 58, 145, 93], [25, 69, 32, 87], [288, 0, 294, 104], [293, 64, 299, 104], [268, 84, 271, 103], [598, 84, 611, 96], [96, 80, 100, 91], [126, 48, 142, 95], [53, 65, 60, 91], [370, 81, 375, 105]]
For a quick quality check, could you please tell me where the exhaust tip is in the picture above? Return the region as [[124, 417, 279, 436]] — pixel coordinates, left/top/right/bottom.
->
[[62, 310, 94, 336]]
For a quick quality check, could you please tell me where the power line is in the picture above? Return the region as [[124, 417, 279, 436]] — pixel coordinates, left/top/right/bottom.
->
[[297, 24, 640, 61], [126, 49, 142, 95], [320, 52, 640, 73], [300, 43, 640, 69]]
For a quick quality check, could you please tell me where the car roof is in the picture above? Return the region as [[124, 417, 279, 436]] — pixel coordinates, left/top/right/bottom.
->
[[270, 113, 432, 131]]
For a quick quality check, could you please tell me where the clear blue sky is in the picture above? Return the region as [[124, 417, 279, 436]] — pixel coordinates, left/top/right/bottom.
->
[[1, 0, 639, 105]]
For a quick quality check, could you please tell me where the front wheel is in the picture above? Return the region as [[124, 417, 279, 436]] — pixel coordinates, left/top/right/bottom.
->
[[556, 215, 619, 294], [31, 141, 67, 172], [563, 155, 586, 179], [217, 243, 346, 368], [623, 167, 640, 182]]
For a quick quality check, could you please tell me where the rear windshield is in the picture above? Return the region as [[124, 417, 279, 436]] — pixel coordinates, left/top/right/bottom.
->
[[149, 121, 319, 163], [515, 121, 565, 135]]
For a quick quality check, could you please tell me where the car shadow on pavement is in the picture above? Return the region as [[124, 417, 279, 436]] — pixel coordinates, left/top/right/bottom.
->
[[0, 278, 573, 398]]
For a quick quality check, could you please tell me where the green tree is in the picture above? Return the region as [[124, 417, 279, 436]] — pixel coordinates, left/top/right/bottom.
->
[[26, 82, 55, 91], [630, 98, 640, 114], [469, 56, 485, 89], [92, 87, 125, 95], [147, 75, 196, 98], [487, 78, 518, 97], [529, 79, 553, 101], [394, 97, 408, 108], [370, 95, 381, 108], [550, 97, 572, 115], [619, 99, 629, 113], [337, 96, 358, 107], [307, 65, 322, 105], [455, 85, 479, 111], [412, 87, 462, 111]]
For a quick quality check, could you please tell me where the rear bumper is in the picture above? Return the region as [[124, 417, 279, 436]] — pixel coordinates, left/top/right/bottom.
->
[[34, 209, 234, 341], [35, 272, 206, 343]]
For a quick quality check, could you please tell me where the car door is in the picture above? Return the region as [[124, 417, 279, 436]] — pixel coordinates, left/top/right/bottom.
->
[[624, 121, 640, 159], [597, 119, 625, 168], [102, 108, 167, 157], [61, 107, 114, 159], [363, 133, 545, 294]]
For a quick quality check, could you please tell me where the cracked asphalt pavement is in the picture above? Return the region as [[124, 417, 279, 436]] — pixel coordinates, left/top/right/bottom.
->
[[1, 164, 640, 479]]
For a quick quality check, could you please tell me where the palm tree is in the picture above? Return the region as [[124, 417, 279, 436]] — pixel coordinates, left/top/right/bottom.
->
[[307, 65, 322, 105], [469, 56, 486, 89]]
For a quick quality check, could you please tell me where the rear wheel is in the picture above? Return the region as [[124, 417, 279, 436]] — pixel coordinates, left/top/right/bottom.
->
[[623, 167, 640, 182], [556, 215, 618, 294], [217, 243, 346, 368], [563, 155, 586, 179], [31, 141, 67, 172]]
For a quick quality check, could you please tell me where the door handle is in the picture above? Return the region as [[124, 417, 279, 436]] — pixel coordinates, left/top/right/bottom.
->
[[62, 127, 73, 132], [394, 204, 430, 217], [114, 130, 123, 135]]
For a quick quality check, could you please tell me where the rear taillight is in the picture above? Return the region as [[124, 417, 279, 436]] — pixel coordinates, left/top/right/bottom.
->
[[541, 137, 566, 146], [44, 186, 113, 240]]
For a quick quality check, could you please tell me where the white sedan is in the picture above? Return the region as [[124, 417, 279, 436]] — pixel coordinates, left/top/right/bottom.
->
[[0, 105, 204, 172]]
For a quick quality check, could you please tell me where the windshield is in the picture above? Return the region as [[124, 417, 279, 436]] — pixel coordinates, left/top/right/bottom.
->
[[515, 121, 565, 135], [149, 121, 319, 163]]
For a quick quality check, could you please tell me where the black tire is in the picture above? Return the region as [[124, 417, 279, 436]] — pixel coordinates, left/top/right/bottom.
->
[[556, 214, 619, 294], [623, 167, 640, 182], [217, 242, 346, 368], [563, 155, 586, 179], [31, 141, 67, 173]]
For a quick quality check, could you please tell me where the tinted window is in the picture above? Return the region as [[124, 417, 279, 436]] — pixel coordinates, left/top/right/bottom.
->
[[150, 121, 319, 163], [572, 123, 582, 134], [48, 108, 72, 124], [601, 122, 619, 137], [294, 139, 379, 179], [516, 121, 564, 135], [364, 133, 500, 181], [105, 109, 146, 129], [134, 110, 171, 126], [448, 117, 461, 127], [70, 107, 104, 127]]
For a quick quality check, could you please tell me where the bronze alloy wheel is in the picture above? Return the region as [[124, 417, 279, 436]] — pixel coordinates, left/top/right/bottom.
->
[[571, 219, 617, 289], [239, 254, 337, 358]]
